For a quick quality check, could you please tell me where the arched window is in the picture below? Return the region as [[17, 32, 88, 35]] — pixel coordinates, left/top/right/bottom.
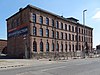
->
[[46, 41, 49, 52], [52, 30, 54, 38], [33, 41, 37, 52], [52, 42, 54, 51], [40, 16, 43, 24], [40, 41, 43, 52], [65, 44, 67, 52], [79, 35, 80, 41], [46, 29, 49, 37], [76, 44, 78, 50], [69, 44, 71, 51], [72, 44, 74, 52], [56, 42, 59, 52], [33, 26, 37, 36], [40, 28, 43, 36], [61, 43, 63, 52], [82, 45, 84, 50], [79, 45, 81, 50]]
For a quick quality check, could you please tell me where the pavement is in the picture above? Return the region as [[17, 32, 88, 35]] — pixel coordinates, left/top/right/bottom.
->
[[0, 59, 56, 70], [0, 58, 100, 75], [0, 57, 97, 70]]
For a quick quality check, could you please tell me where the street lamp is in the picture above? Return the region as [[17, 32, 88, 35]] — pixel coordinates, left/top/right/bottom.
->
[[83, 10, 87, 46], [83, 9, 87, 58], [83, 9, 87, 43]]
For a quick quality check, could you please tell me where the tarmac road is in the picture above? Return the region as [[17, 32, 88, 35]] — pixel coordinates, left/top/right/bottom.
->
[[0, 58, 100, 75]]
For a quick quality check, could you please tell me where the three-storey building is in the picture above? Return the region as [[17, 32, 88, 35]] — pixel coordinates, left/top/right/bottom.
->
[[6, 5, 93, 58]]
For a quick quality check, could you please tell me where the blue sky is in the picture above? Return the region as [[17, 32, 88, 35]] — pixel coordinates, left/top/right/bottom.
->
[[0, 0, 100, 48]]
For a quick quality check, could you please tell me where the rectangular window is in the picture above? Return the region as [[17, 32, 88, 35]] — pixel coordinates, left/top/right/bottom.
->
[[75, 35, 77, 41], [82, 36, 83, 42], [69, 25, 71, 31], [52, 30, 54, 38], [40, 16, 43, 24], [72, 26, 74, 32], [46, 29, 49, 37], [65, 24, 67, 30], [75, 27, 77, 32], [40, 28, 43, 36], [91, 31, 93, 36], [52, 43, 54, 51], [61, 22, 63, 29], [65, 33, 67, 40], [79, 36, 80, 41], [33, 27, 36, 36], [32, 14, 36, 23], [52, 19, 54, 27], [72, 34, 74, 41], [72, 45, 74, 52], [56, 31, 59, 39], [61, 44, 63, 52], [79, 28, 80, 33], [82, 29, 83, 34], [91, 38, 92, 43], [69, 34, 71, 40], [56, 21, 59, 28], [61, 32, 63, 39], [65, 44, 67, 52], [46, 17, 49, 25], [69, 44, 71, 51]]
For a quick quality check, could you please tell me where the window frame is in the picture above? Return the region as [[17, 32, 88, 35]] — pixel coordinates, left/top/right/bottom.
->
[[40, 16, 43, 24], [56, 21, 59, 28], [33, 41, 37, 52], [46, 17, 49, 25], [52, 30, 54, 38], [32, 13, 36, 23], [46, 29, 49, 37], [40, 41, 43, 52], [40, 28, 43, 36], [33, 26, 37, 36], [52, 19, 54, 27], [46, 41, 49, 52]]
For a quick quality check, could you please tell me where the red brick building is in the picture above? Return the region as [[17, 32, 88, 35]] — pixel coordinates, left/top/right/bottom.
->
[[6, 5, 93, 58], [0, 39, 7, 54]]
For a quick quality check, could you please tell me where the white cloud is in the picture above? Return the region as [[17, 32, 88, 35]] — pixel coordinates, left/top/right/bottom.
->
[[92, 11, 100, 20]]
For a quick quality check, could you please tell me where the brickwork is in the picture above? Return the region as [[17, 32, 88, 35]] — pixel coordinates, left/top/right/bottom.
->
[[0, 40, 7, 53], [6, 5, 93, 58]]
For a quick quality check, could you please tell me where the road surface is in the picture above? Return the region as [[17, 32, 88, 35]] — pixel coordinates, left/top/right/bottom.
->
[[0, 58, 100, 75]]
